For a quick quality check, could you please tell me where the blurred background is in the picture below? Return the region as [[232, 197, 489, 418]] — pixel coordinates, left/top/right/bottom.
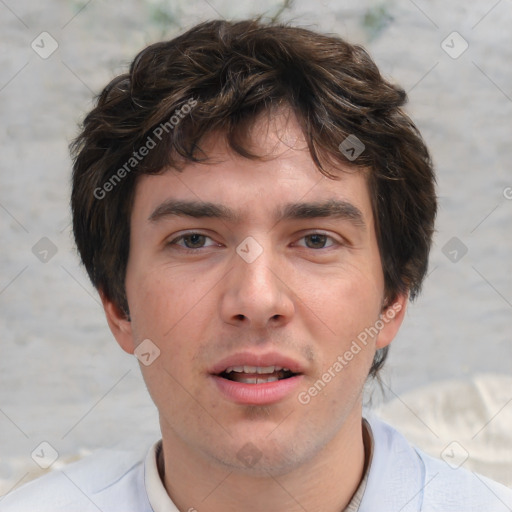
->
[[1, 0, 511, 496]]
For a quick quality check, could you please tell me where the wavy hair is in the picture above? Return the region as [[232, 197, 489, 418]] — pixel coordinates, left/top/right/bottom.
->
[[71, 19, 437, 377]]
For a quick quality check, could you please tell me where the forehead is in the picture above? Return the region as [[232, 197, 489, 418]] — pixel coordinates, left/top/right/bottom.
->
[[132, 109, 373, 225]]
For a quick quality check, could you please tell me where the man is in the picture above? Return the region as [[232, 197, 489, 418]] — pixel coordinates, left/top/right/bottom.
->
[[3, 18, 511, 512]]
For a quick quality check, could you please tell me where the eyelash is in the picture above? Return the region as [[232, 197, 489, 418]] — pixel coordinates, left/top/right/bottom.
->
[[168, 232, 340, 253]]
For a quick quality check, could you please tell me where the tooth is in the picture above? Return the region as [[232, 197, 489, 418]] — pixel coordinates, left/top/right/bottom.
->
[[239, 377, 258, 384], [224, 365, 289, 375], [257, 377, 278, 383], [237, 376, 280, 384], [256, 366, 275, 374]]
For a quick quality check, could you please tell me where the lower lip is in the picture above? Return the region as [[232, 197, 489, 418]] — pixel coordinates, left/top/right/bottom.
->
[[211, 374, 303, 405]]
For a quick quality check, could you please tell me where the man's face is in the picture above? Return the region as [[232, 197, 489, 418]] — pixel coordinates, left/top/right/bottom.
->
[[113, 110, 404, 475]]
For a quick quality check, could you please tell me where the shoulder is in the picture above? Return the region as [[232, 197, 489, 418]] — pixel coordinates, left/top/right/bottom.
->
[[361, 415, 512, 512], [0, 445, 153, 512], [417, 447, 512, 512]]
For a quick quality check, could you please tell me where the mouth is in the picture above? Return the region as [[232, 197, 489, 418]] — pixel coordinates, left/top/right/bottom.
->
[[218, 365, 298, 384], [210, 352, 305, 405]]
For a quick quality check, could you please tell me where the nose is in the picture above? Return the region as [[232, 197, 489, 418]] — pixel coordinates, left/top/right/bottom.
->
[[219, 239, 295, 329]]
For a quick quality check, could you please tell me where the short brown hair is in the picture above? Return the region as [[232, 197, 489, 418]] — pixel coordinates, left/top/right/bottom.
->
[[71, 19, 436, 377]]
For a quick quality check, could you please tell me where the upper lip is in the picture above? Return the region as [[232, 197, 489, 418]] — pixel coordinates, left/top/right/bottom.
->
[[210, 351, 305, 375]]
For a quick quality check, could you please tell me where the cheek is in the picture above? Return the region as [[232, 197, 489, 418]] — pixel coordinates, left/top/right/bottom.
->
[[126, 271, 206, 407], [126, 267, 216, 371], [307, 269, 382, 332], [304, 271, 383, 380], [125, 270, 182, 353]]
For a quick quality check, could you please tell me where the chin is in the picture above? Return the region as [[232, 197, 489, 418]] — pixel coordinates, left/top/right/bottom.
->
[[215, 447, 305, 477], [204, 429, 317, 478]]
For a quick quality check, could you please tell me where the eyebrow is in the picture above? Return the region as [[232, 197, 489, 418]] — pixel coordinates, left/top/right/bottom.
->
[[279, 199, 365, 228], [149, 200, 239, 223], [148, 199, 366, 228]]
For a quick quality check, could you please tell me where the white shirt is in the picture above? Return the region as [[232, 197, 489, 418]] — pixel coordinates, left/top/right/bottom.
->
[[2, 416, 511, 511]]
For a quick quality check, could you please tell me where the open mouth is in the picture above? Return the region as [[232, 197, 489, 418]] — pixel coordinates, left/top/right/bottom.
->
[[211, 355, 304, 404], [219, 365, 298, 384]]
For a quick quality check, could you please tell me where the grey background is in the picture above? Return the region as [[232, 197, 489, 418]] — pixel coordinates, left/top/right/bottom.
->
[[1, 0, 511, 494]]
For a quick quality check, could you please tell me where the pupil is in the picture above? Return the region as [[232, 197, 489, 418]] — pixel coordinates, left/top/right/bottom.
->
[[185, 234, 205, 248], [306, 234, 326, 249]]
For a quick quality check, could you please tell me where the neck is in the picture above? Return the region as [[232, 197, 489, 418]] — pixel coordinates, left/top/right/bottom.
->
[[159, 411, 368, 512]]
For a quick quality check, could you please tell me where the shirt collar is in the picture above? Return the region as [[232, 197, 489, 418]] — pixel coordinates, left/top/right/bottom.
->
[[145, 419, 375, 512], [144, 441, 179, 512], [345, 418, 374, 511]]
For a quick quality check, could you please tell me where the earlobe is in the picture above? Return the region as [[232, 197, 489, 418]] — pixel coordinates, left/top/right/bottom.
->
[[375, 292, 408, 350], [99, 291, 135, 354]]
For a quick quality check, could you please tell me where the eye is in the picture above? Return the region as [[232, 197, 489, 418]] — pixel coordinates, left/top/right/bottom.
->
[[168, 233, 217, 250], [296, 233, 338, 249]]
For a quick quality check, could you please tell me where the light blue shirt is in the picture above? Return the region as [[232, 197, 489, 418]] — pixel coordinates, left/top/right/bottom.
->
[[1, 416, 511, 511]]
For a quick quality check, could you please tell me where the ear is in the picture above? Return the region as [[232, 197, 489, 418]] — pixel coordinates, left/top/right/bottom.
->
[[99, 290, 135, 355], [375, 292, 408, 350]]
